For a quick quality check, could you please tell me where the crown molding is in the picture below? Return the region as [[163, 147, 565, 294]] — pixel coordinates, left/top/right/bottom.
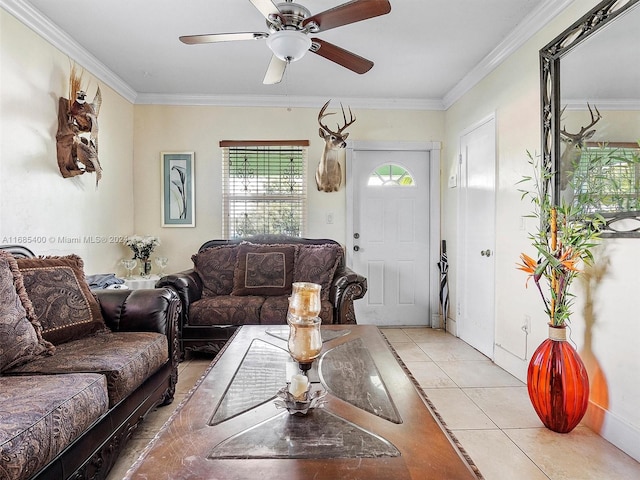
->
[[441, 0, 575, 109], [134, 93, 445, 110], [0, 0, 138, 103], [3, 0, 573, 111], [562, 98, 640, 111]]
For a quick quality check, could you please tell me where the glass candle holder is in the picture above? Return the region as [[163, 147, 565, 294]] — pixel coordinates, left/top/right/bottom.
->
[[288, 282, 322, 317], [287, 313, 322, 371]]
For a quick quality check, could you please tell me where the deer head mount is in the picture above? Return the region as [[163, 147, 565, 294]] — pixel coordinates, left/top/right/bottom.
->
[[559, 103, 601, 191], [315, 100, 356, 192]]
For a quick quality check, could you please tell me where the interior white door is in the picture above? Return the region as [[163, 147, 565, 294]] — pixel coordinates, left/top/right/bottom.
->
[[458, 116, 496, 358], [349, 149, 431, 326]]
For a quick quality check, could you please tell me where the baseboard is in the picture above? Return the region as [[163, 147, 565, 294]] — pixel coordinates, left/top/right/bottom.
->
[[583, 401, 640, 462], [446, 318, 458, 336], [493, 345, 528, 382]]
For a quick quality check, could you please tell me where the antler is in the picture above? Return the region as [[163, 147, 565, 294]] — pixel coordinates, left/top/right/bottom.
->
[[318, 100, 356, 135], [561, 103, 601, 140]]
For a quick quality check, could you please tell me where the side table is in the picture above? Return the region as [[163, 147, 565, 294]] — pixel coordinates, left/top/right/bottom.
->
[[124, 275, 160, 290]]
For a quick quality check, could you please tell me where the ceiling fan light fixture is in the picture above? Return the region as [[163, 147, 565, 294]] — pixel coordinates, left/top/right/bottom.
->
[[266, 30, 311, 62]]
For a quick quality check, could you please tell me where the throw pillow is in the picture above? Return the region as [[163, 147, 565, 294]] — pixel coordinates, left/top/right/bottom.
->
[[0, 251, 53, 372], [17, 255, 108, 345], [294, 244, 343, 300], [232, 244, 295, 296], [192, 245, 238, 296]]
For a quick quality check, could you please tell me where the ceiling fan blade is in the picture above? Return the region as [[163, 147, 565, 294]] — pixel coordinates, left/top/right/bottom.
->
[[310, 38, 373, 74], [249, 0, 280, 20], [303, 0, 391, 32], [180, 32, 268, 44], [263, 55, 287, 84]]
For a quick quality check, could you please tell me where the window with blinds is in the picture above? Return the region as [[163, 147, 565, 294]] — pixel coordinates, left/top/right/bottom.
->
[[220, 141, 309, 238], [573, 142, 640, 213]]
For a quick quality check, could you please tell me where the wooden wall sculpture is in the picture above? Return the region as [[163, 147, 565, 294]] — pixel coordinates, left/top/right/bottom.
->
[[56, 64, 102, 185]]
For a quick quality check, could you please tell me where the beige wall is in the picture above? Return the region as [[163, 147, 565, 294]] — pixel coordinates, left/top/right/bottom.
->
[[133, 105, 444, 272], [0, 10, 135, 274], [443, 0, 640, 460]]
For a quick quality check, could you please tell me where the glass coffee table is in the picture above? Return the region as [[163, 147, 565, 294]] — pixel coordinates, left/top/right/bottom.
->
[[125, 325, 480, 479]]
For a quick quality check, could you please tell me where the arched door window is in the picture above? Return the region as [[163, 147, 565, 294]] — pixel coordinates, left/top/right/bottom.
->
[[367, 164, 415, 186]]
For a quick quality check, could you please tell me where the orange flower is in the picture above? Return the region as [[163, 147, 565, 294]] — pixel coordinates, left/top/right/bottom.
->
[[558, 247, 580, 273], [517, 253, 538, 287]]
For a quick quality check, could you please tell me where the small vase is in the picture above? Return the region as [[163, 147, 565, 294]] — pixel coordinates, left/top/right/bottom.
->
[[527, 324, 590, 433], [141, 258, 152, 277]]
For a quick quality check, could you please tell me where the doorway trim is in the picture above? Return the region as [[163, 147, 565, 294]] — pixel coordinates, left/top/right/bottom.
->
[[345, 141, 442, 327]]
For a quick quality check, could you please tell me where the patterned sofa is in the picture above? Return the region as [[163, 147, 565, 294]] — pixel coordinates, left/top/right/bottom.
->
[[157, 235, 367, 357], [0, 246, 180, 480]]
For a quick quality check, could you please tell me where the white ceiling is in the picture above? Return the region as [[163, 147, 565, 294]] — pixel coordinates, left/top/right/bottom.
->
[[4, 0, 573, 108]]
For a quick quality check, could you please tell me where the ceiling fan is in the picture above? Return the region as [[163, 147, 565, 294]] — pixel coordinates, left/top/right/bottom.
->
[[179, 0, 392, 84]]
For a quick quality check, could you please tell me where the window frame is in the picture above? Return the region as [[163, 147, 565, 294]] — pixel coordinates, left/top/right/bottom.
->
[[220, 140, 309, 239]]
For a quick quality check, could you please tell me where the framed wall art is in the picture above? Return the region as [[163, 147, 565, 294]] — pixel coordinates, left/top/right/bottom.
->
[[161, 152, 195, 227]]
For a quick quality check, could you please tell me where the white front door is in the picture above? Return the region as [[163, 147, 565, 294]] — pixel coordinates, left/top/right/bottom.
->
[[346, 143, 440, 326], [457, 116, 496, 358]]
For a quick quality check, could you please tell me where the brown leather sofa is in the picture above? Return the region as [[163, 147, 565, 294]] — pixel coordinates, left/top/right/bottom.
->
[[157, 235, 367, 357], [0, 245, 180, 480]]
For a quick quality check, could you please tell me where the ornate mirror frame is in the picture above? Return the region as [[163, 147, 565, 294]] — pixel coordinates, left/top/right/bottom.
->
[[540, 0, 640, 237]]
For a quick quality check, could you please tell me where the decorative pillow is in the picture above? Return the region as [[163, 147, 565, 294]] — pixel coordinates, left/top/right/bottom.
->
[[192, 245, 239, 296], [294, 244, 343, 300], [0, 251, 54, 373], [17, 255, 108, 345], [232, 244, 295, 296]]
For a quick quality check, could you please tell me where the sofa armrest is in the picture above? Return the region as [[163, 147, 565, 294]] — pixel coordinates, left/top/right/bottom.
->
[[156, 269, 203, 328], [95, 287, 179, 333], [95, 287, 181, 363], [330, 266, 368, 324]]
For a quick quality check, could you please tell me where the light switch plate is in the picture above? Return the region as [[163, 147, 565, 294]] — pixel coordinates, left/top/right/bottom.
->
[[448, 173, 457, 188]]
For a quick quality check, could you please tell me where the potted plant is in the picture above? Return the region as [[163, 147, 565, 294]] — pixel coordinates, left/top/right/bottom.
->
[[517, 152, 604, 433]]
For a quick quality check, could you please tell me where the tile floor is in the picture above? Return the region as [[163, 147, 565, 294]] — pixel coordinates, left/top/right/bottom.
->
[[106, 327, 640, 480]]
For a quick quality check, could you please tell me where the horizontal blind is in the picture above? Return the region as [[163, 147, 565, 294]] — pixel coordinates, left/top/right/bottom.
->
[[221, 142, 308, 238], [576, 143, 640, 213]]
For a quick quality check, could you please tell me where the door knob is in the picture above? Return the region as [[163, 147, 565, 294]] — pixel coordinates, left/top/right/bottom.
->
[[480, 249, 492, 257], [353, 245, 360, 252]]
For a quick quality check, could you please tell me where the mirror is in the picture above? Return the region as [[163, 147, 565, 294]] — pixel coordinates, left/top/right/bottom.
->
[[540, 0, 640, 237]]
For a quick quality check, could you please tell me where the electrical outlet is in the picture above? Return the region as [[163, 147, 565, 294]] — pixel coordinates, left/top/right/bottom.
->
[[522, 314, 531, 334]]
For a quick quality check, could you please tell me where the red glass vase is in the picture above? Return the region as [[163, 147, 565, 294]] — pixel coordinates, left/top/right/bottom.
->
[[527, 325, 589, 433]]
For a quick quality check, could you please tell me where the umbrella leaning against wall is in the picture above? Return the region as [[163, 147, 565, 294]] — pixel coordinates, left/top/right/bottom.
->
[[438, 240, 450, 331]]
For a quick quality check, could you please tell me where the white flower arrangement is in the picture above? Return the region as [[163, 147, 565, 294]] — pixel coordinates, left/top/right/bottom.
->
[[124, 235, 160, 260]]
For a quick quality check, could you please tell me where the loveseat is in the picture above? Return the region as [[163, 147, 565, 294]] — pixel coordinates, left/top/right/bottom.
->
[[157, 235, 367, 357], [0, 245, 180, 480]]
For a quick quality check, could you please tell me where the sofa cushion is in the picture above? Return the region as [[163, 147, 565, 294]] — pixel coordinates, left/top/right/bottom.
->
[[259, 295, 290, 325], [294, 243, 343, 300], [0, 373, 108, 480], [192, 245, 238, 296], [0, 251, 53, 373], [232, 244, 295, 296], [260, 296, 334, 325], [17, 255, 108, 345], [190, 295, 264, 326], [7, 332, 168, 407]]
